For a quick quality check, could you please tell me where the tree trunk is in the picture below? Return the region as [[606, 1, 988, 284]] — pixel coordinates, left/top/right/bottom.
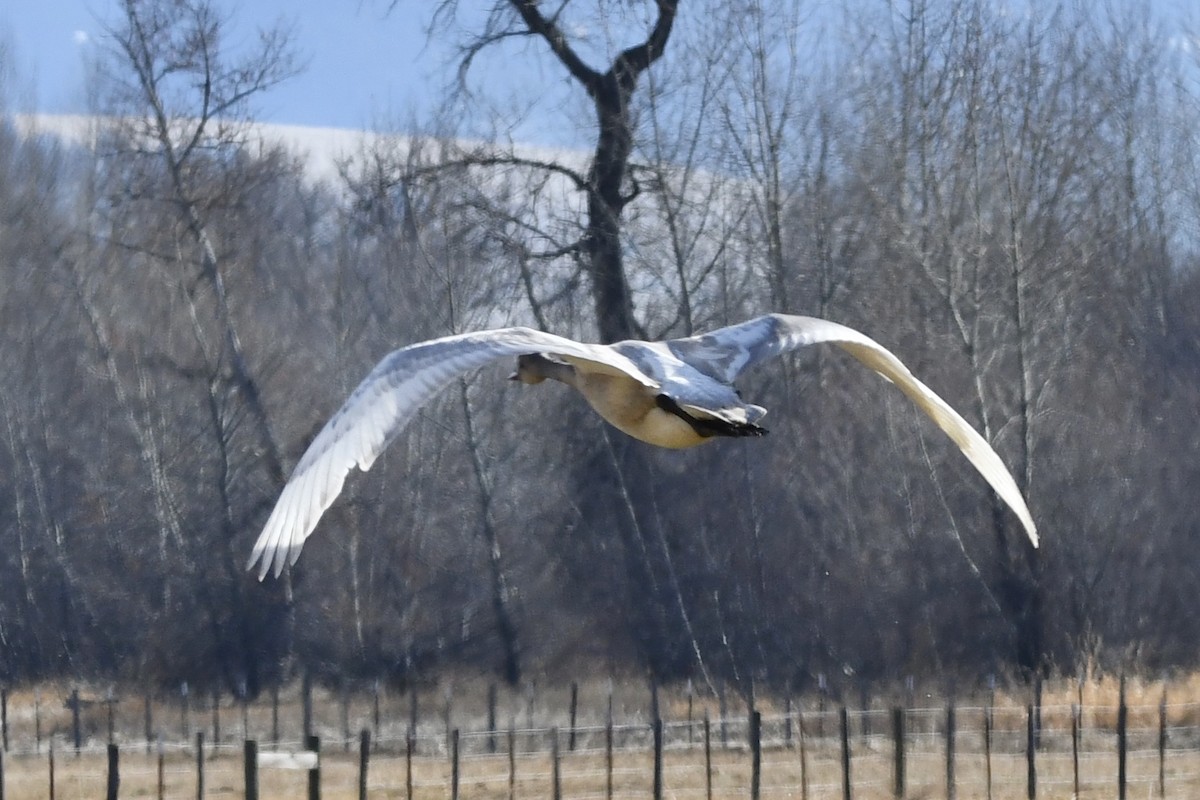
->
[[586, 76, 642, 342], [508, 0, 678, 341]]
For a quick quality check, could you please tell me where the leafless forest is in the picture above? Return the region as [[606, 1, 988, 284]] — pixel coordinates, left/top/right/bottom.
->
[[2, 0, 1199, 700]]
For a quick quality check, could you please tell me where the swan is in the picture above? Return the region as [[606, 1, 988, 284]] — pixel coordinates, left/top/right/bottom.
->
[[248, 314, 1038, 578]]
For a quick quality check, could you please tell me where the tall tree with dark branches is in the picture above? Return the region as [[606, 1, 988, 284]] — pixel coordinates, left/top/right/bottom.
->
[[442, 0, 679, 342]]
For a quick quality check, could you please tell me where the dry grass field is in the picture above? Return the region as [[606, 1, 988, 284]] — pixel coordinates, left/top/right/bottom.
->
[[3, 735, 1199, 799], [3, 672, 1200, 798]]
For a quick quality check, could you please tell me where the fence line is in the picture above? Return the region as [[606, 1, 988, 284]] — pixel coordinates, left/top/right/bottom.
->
[[3, 678, 1200, 798]]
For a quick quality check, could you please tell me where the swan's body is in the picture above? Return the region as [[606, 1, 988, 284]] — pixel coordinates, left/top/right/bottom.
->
[[512, 353, 765, 448], [248, 314, 1038, 578]]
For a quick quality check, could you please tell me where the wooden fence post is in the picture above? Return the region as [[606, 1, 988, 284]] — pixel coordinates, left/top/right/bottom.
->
[[860, 684, 871, 737], [35, 689, 42, 754], [405, 732, 414, 800], [443, 690, 453, 758], [524, 682, 535, 737], [450, 728, 460, 800], [798, 710, 809, 800], [607, 683, 614, 748], [818, 674, 827, 738], [1159, 686, 1167, 798], [157, 739, 165, 800], [271, 685, 280, 746], [1033, 675, 1043, 750], [358, 730, 370, 800], [687, 680, 695, 745], [106, 743, 119, 800], [1072, 703, 1080, 799], [48, 741, 55, 800], [750, 710, 762, 800], [1026, 705, 1036, 800], [106, 688, 116, 745], [196, 731, 205, 800], [551, 727, 561, 800], [892, 706, 905, 799], [307, 735, 321, 800], [302, 673, 314, 741], [240, 682, 249, 742], [946, 701, 956, 800], [984, 703, 993, 800], [1118, 676, 1128, 800], [1, 687, 7, 752], [244, 739, 258, 800], [653, 717, 664, 800], [341, 681, 351, 753], [719, 682, 728, 747], [372, 680, 382, 753], [211, 689, 220, 746], [509, 725, 517, 800], [408, 689, 418, 742], [606, 711, 615, 800], [487, 683, 497, 754], [1, 747, 5, 800], [181, 682, 190, 743], [568, 682, 579, 751], [70, 688, 81, 755], [145, 694, 154, 754], [785, 696, 793, 748], [704, 713, 712, 800], [840, 706, 851, 800]]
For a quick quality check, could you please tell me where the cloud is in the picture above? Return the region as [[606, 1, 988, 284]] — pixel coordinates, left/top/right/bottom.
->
[[73, 30, 90, 46]]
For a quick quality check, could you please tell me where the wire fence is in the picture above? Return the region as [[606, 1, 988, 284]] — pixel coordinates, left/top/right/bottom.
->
[[3, 677, 1200, 798]]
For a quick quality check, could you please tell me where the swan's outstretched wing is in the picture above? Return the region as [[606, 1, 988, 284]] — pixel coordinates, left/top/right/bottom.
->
[[249, 327, 655, 579], [670, 314, 1038, 546]]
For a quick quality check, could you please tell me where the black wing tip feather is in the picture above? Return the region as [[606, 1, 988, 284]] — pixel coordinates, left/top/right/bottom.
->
[[654, 394, 768, 439]]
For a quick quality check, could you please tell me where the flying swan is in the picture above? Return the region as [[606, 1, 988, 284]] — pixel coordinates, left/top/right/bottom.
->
[[248, 314, 1038, 578]]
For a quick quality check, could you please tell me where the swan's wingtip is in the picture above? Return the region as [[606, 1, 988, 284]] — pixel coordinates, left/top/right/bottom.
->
[[246, 541, 285, 581], [247, 552, 271, 581]]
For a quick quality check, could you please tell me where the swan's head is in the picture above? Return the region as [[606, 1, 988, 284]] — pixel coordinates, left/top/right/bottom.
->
[[509, 353, 550, 384]]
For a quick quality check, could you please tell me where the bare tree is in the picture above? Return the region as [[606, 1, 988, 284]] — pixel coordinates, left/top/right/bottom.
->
[[98, 0, 302, 487], [430, 0, 679, 341], [84, 0, 304, 688]]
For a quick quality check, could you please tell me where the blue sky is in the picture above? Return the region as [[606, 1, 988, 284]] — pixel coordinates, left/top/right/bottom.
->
[[5, 0, 1196, 139], [2, 0, 463, 130]]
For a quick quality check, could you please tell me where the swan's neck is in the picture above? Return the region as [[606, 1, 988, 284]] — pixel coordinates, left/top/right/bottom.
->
[[520, 353, 580, 388]]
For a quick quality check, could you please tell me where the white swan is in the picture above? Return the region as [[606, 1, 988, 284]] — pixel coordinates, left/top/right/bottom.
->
[[248, 314, 1038, 578]]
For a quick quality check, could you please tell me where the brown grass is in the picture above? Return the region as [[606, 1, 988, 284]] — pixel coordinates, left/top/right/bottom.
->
[[2, 736, 1196, 799], [3, 672, 1200, 798]]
